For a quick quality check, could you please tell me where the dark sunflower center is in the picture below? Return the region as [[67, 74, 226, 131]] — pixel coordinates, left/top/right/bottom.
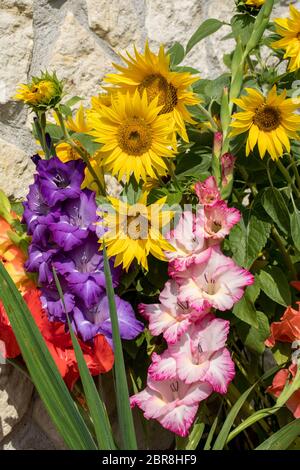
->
[[138, 73, 178, 114], [118, 117, 152, 156], [253, 105, 281, 131]]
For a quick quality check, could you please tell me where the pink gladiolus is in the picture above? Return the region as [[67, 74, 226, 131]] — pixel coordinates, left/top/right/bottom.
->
[[149, 314, 235, 394], [165, 211, 209, 274], [194, 176, 221, 206], [130, 375, 212, 437], [213, 131, 223, 157], [204, 201, 241, 242], [139, 280, 210, 344], [221, 153, 236, 187], [172, 247, 254, 312]]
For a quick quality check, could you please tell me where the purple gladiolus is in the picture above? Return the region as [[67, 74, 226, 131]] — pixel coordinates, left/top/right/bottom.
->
[[37, 157, 85, 206], [41, 286, 76, 322], [73, 295, 144, 343], [48, 189, 98, 251], [23, 156, 143, 346], [22, 175, 61, 234]]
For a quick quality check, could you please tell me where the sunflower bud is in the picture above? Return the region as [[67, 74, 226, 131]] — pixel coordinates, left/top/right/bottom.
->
[[14, 71, 63, 111]]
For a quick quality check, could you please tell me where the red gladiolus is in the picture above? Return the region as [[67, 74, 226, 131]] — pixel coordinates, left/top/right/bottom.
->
[[265, 304, 300, 348], [0, 289, 114, 389], [0, 301, 21, 358], [267, 364, 300, 419]]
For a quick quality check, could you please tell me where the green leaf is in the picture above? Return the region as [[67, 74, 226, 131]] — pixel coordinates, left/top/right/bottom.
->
[[176, 412, 205, 450], [273, 342, 291, 366], [0, 262, 97, 450], [290, 206, 300, 252], [237, 311, 270, 354], [45, 123, 64, 142], [52, 267, 115, 450], [0, 189, 12, 222], [229, 214, 271, 269], [231, 14, 255, 46], [233, 282, 260, 328], [64, 96, 83, 107], [71, 132, 101, 155], [186, 19, 224, 54], [102, 244, 138, 450], [258, 266, 291, 307], [168, 42, 185, 66], [255, 420, 300, 450], [204, 403, 223, 450], [228, 368, 300, 445], [213, 365, 280, 449], [261, 187, 290, 234], [213, 384, 256, 450]]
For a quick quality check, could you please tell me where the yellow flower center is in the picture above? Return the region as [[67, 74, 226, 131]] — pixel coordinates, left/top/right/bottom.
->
[[253, 105, 281, 131], [118, 117, 152, 155], [138, 74, 178, 114]]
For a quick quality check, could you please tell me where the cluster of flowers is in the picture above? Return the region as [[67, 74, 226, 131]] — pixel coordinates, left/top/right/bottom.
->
[[130, 176, 254, 436], [266, 281, 300, 419], [0, 212, 114, 388], [22, 157, 143, 350]]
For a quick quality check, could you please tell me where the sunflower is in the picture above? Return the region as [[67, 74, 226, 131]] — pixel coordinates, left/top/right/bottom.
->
[[88, 90, 176, 183], [14, 72, 62, 110], [98, 193, 174, 271], [15, 81, 55, 105], [90, 92, 113, 112], [273, 5, 300, 72], [244, 0, 264, 7], [104, 42, 199, 142], [230, 86, 300, 160]]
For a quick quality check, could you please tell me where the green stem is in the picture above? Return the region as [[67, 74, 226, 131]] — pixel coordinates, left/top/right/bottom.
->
[[288, 154, 300, 193], [271, 226, 297, 280], [38, 111, 51, 159], [167, 160, 181, 192], [237, 165, 258, 197], [196, 104, 219, 132], [276, 159, 300, 199], [55, 108, 105, 196]]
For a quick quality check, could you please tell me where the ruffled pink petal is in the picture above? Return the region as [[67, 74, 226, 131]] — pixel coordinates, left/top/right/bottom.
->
[[176, 351, 210, 383], [195, 315, 230, 351], [158, 402, 199, 437], [194, 176, 221, 206], [149, 351, 177, 381], [204, 201, 241, 241], [204, 349, 235, 394]]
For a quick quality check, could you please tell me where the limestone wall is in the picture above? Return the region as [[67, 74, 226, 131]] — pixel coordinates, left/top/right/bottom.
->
[[0, 0, 298, 450]]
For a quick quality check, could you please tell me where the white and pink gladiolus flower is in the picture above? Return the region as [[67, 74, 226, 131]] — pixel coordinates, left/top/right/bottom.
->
[[130, 375, 212, 437], [139, 280, 210, 344], [165, 210, 208, 273], [204, 200, 240, 242], [172, 247, 254, 312], [194, 176, 220, 206], [149, 314, 235, 394]]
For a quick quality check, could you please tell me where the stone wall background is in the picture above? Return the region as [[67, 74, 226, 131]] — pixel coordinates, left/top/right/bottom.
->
[[0, 0, 298, 450]]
